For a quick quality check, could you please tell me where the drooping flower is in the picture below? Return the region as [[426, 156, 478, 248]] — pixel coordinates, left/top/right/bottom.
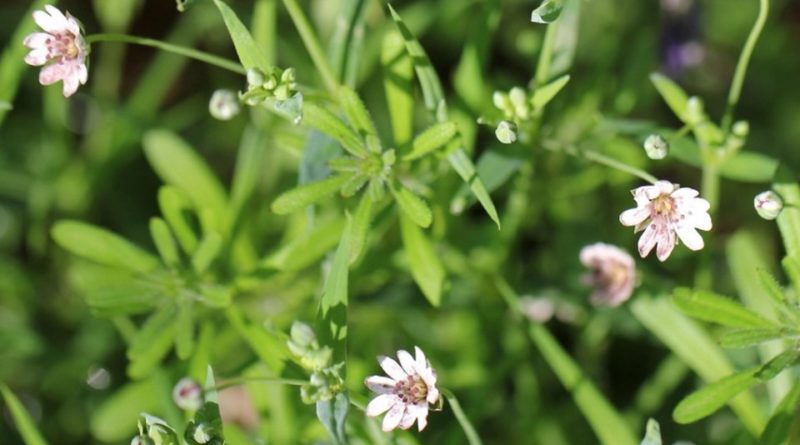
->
[[364, 346, 440, 432], [619, 180, 712, 262], [23, 5, 88, 97], [580, 243, 637, 307]]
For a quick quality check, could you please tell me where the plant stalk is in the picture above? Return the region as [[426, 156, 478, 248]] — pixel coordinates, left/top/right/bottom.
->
[[281, 0, 340, 94]]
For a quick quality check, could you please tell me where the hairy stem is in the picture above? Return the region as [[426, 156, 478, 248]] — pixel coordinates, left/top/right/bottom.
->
[[720, 0, 769, 134], [281, 0, 339, 94], [85, 33, 246, 74]]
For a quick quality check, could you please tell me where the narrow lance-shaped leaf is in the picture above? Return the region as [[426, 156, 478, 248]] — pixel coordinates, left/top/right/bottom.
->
[[761, 381, 800, 445], [272, 175, 349, 214], [393, 185, 432, 228], [448, 147, 501, 228], [672, 288, 776, 329], [127, 305, 179, 379], [1, 384, 49, 445], [328, 0, 368, 87], [531, 0, 565, 24], [338, 86, 379, 140], [773, 166, 800, 259], [532, 74, 570, 109], [382, 29, 414, 149], [755, 349, 800, 382], [52, 221, 160, 273], [650, 72, 689, 122], [400, 214, 445, 306], [756, 269, 786, 304], [320, 219, 351, 360], [175, 303, 195, 360], [403, 121, 458, 161], [262, 218, 346, 271], [159, 186, 199, 254], [317, 393, 349, 445], [673, 367, 759, 424], [718, 328, 788, 349], [143, 130, 228, 224], [213, 0, 272, 72], [191, 232, 223, 274], [70, 264, 159, 315], [150, 217, 180, 266], [349, 194, 372, 264], [303, 103, 367, 157]]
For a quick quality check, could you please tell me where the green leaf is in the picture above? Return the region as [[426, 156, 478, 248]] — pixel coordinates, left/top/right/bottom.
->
[[302, 103, 367, 157], [159, 186, 199, 254], [718, 328, 788, 349], [761, 381, 800, 445], [756, 268, 786, 304], [338, 86, 379, 140], [452, 150, 523, 214], [191, 232, 223, 274], [128, 305, 179, 379], [448, 148, 501, 229], [672, 288, 775, 329], [322, 220, 351, 317], [632, 296, 766, 434], [404, 122, 458, 161], [52, 220, 160, 273], [530, 0, 565, 24], [143, 130, 228, 224], [1, 384, 49, 445], [69, 264, 159, 315], [528, 323, 638, 445], [782, 256, 800, 299], [150, 218, 180, 266], [328, 0, 368, 87], [213, 0, 271, 72], [229, 126, 268, 230], [387, 4, 445, 114], [532, 74, 570, 109], [262, 219, 346, 271], [755, 349, 800, 382], [0, 0, 50, 126], [719, 151, 778, 183], [316, 393, 349, 445], [399, 214, 445, 306], [225, 308, 288, 373], [639, 418, 662, 445], [649, 73, 689, 122], [393, 185, 432, 228], [90, 375, 166, 442], [673, 367, 759, 424], [271, 175, 349, 214], [175, 303, 195, 360], [382, 29, 415, 149], [349, 194, 372, 264], [773, 166, 800, 259]]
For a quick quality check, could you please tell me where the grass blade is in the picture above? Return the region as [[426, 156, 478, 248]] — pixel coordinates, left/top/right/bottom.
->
[[1, 384, 49, 445]]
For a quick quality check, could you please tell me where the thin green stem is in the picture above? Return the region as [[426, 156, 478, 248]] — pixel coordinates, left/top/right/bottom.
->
[[441, 388, 483, 445], [85, 33, 246, 75], [720, 0, 769, 134], [542, 141, 658, 184], [281, 0, 340, 94], [206, 376, 308, 392], [534, 20, 558, 88]]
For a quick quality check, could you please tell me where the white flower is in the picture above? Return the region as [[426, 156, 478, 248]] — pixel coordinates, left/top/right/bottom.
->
[[208, 89, 240, 120], [754, 190, 783, 220], [364, 346, 440, 432], [23, 5, 88, 97], [580, 243, 637, 306], [619, 180, 712, 262], [172, 377, 202, 411]]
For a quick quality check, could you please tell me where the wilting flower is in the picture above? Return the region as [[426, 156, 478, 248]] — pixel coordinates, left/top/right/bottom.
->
[[580, 243, 637, 306], [23, 5, 88, 97], [619, 180, 711, 261], [172, 377, 202, 411], [365, 347, 440, 432]]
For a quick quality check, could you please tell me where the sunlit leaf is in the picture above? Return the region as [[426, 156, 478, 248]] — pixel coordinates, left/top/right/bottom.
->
[[213, 0, 271, 72], [673, 367, 759, 424], [400, 214, 444, 306], [393, 185, 432, 228], [150, 217, 180, 267], [532, 74, 570, 109], [349, 194, 372, 264], [650, 73, 689, 122], [303, 104, 367, 158], [672, 288, 776, 329], [271, 175, 349, 214], [404, 122, 458, 161], [382, 29, 414, 149], [338, 86, 379, 141], [52, 221, 160, 273]]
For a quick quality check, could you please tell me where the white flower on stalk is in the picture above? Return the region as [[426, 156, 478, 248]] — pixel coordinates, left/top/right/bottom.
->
[[364, 346, 440, 432], [23, 5, 88, 97], [580, 243, 637, 307], [619, 180, 711, 262]]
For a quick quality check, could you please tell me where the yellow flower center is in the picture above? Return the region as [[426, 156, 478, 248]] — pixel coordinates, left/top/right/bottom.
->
[[652, 194, 674, 216]]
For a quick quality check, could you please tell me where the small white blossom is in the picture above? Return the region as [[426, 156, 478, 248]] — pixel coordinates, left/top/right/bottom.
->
[[209, 89, 240, 120], [619, 180, 712, 262], [364, 346, 440, 432], [23, 5, 88, 97], [754, 190, 783, 220], [580, 243, 637, 306], [172, 377, 202, 411]]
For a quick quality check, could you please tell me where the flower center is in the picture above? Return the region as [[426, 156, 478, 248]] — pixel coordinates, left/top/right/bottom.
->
[[47, 32, 80, 61], [652, 194, 674, 216], [395, 374, 428, 404]]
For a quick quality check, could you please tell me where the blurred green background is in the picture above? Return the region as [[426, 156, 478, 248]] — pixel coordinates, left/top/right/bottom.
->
[[1, 0, 799, 443]]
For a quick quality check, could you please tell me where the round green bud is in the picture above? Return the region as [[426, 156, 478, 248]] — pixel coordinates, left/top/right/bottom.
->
[[495, 120, 518, 144], [246, 68, 264, 87], [643, 134, 669, 160], [732, 120, 749, 138]]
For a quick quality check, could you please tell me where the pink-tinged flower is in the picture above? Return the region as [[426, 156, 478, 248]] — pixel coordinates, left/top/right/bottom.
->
[[364, 346, 440, 432], [23, 5, 88, 97], [172, 377, 202, 411], [580, 243, 637, 306], [619, 180, 711, 262]]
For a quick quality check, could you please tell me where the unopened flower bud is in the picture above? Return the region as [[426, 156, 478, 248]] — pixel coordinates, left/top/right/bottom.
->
[[290, 321, 316, 348], [172, 378, 202, 411], [495, 120, 518, 144], [273, 84, 291, 101], [492, 91, 508, 110], [509, 87, 527, 108], [192, 424, 211, 444], [280, 68, 296, 84], [209, 89, 240, 120], [263, 75, 278, 91], [643, 134, 669, 160], [754, 190, 783, 220], [246, 68, 264, 87], [732, 120, 749, 138], [686, 96, 704, 124]]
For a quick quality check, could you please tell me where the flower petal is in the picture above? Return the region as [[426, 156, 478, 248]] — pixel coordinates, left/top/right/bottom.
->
[[24, 48, 49, 66], [23, 32, 51, 49], [62, 71, 80, 97], [39, 62, 66, 85], [414, 404, 430, 431], [366, 394, 397, 417], [672, 187, 699, 199], [378, 356, 407, 381], [414, 346, 427, 370], [620, 206, 650, 227], [381, 402, 405, 432], [656, 229, 677, 262], [397, 349, 417, 375], [365, 376, 396, 394], [637, 223, 658, 258], [690, 211, 712, 231], [398, 409, 417, 430], [33, 9, 63, 33], [77, 63, 88, 84], [676, 225, 704, 251], [426, 384, 440, 405]]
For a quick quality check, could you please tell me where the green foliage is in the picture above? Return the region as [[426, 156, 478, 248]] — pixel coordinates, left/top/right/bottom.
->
[[1, 385, 49, 445]]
